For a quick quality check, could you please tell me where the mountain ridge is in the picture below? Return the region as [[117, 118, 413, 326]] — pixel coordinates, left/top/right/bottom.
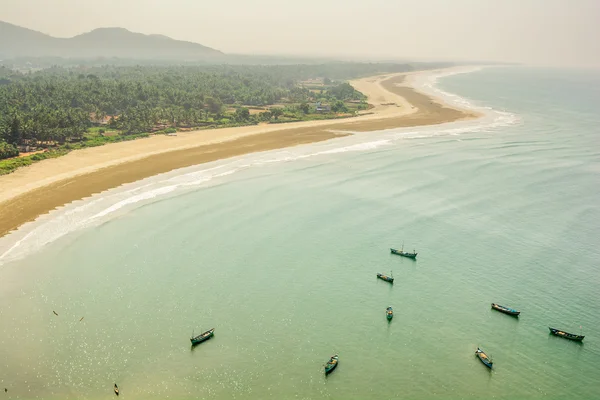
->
[[0, 20, 224, 60]]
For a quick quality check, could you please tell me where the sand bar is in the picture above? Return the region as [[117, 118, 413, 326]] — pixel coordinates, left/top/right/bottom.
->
[[0, 69, 480, 238]]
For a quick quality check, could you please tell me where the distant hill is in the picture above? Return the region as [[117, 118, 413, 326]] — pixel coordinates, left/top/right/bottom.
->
[[0, 20, 224, 60]]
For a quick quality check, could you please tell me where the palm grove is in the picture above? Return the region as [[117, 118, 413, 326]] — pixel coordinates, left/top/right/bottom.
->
[[0, 63, 415, 160]]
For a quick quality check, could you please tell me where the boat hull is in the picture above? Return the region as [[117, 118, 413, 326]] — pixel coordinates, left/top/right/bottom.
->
[[386, 307, 393, 320], [475, 348, 493, 369], [390, 248, 417, 259], [325, 355, 339, 375], [549, 327, 584, 341], [491, 303, 520, 316], [191, 328, 215, 345], [376, 273, 394, 284], [191, 336, 212, 345]]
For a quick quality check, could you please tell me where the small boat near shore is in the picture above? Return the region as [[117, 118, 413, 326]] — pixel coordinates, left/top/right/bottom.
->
[[190, 328, 215, 346], [325, 354, 339, 375], [386, 306, 393, 321], [475, 347, 493, 369], [377, 273, 394, 284], [549, 327, 584, 341], [491, 303, 520, 316], [390, 244, 417, 259]]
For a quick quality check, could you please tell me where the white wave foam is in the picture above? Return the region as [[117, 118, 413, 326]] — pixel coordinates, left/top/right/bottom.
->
[[0, 67, 520, 265], [411, 66, 485, 112], [316, 140, 393, 155]]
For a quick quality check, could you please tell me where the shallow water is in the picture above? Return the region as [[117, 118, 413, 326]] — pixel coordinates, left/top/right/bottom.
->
[[1, 67, 599, 399]]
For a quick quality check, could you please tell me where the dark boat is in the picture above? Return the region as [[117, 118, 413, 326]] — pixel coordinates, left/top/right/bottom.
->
[[390, 244, 417, 259], [190, 328, 215, 345], [386, 306, 393, 321], [325, 354, 339, 375], [491, 303, 520, 316], [377, 273, 394, 284], [475, 347, 493, 369], [114, 384, 119, 396], [549, 327, 584, 341]]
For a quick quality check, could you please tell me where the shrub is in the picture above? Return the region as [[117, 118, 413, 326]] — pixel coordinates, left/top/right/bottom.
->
[[164, 127, 177, 133], [0, 141, 19, 160]]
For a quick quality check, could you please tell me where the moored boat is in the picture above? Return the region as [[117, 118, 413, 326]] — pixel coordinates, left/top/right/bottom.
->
[[491, 303, 520, 316], [325, 354, 339, 375], [475, 347, 493, 369], [190, 328, 215, 345], [390, 245, 417, 259], [377, 273, 394, 284], [386, 306, 393, 321], [548, 327, 584, 341]]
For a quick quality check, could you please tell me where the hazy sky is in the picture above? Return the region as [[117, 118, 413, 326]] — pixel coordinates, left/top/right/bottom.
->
[[1, 0, 599, 67]]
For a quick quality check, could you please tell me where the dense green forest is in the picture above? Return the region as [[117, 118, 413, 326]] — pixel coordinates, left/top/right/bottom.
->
[[0, 63, 416, 167]]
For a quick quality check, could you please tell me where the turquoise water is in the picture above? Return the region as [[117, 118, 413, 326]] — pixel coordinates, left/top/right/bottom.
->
[[1, 67, 599, 399]]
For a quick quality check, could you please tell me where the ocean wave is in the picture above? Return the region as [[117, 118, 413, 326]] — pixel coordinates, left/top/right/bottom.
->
[[412, 66, 485, 112], [0, 68, 520, 266]]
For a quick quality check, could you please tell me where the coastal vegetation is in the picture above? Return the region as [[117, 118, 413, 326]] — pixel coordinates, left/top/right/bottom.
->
[[0, 63, 416, 173]]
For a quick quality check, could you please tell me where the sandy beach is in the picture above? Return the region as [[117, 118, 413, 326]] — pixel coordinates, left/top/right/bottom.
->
[[0, 68, 480, 238]]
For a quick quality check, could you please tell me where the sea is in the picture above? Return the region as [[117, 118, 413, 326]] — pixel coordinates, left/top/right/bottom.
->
[[0, 66, 599, 399]]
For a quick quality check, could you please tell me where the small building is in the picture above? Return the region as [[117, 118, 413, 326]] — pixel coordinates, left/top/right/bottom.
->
[[315, 102, 331, 113], [89, 113, 117, 125]]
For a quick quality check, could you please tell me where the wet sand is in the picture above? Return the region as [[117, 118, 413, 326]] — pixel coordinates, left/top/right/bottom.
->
[[0, 70, 479, 238]]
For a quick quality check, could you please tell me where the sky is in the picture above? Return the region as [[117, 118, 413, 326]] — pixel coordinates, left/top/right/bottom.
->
[[1, 0, 599, 67]]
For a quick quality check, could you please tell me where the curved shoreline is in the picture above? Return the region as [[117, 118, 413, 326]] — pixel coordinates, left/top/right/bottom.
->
[[0, 68, 480, 238]]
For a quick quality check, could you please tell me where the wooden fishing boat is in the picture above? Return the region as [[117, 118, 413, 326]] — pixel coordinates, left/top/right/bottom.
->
[[114, 384, 119, 396], [190, 328, 215, 345], [491, 303, 520, 316], [325, 354, 339, 375], [390, 244, 417, 259], [549, 327, 584, 341], [475, 347, 493, 369], [376, 273, 394, 284], [386, 306, 393, 321]]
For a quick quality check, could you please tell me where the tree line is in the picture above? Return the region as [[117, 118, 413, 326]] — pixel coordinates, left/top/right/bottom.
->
[[0, 63, 416, 158]]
